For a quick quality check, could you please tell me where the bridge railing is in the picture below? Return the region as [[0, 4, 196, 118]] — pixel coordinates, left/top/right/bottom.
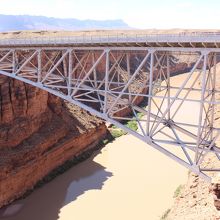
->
[[0, 32, 220, 46]]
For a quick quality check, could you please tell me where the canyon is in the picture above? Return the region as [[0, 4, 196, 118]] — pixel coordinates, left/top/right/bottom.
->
[[0, 75, 107, 208], [0, 31, 220, 220]]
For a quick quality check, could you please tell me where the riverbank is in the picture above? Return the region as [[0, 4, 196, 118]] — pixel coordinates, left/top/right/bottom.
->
[[0, 132, 188, 220], [1, 71, 209, 220]]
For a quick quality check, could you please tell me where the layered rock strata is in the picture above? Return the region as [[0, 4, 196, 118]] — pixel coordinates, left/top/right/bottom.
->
[[166, 64, 220, 220], [0, 76, 107, 208]]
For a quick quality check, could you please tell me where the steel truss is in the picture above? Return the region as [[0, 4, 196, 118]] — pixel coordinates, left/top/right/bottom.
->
[[0, 47, 220, 181]]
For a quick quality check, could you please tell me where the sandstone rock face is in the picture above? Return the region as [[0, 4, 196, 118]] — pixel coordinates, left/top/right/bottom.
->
[[210, 176, 220, 211], [166, 63, 220, 220], [0, 76, 50, 148], [0, 75, 107, 208], [166, 172, 220, 220]]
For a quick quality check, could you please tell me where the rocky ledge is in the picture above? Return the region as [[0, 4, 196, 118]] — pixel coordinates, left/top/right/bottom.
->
[[0, 75, 107, 208]]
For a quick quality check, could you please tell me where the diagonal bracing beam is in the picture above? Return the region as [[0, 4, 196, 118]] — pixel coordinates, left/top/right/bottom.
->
[[0, 46, 219, 182]]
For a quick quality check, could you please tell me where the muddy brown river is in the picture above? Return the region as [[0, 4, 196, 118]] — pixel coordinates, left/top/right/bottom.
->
[[1, 72, 203, 220]]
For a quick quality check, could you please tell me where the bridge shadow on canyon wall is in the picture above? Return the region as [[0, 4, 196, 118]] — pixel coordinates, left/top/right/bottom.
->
[[0, 150, 112, 220]]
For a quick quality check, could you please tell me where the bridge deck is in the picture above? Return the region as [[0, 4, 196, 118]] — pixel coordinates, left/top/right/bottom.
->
[[0, 33, 220, 48]]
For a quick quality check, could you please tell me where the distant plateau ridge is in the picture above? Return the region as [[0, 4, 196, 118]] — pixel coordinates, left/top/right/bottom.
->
[[0, 14, 130, 32]]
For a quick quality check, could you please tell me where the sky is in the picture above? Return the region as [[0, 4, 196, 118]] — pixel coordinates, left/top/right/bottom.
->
[[0, 0, 220, 29]]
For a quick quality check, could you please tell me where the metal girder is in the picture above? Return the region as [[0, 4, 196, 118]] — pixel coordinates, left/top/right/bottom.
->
[[0, 46, 220, 182]]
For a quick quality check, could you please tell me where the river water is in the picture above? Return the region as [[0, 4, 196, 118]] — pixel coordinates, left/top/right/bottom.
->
[[1, 73, 202, 220], [0, 134, 187, 220]]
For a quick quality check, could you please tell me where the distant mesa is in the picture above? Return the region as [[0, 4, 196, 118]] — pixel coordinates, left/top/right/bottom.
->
[[0, 14, 130, 32]]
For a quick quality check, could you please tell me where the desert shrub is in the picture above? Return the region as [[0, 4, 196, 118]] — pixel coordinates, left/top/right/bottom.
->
[[160, 209, 171, 220], [110, 129, 127, 138], [173, 184, 184, 198], [137, 112, 144, 119], [126, 120, 138, 131]]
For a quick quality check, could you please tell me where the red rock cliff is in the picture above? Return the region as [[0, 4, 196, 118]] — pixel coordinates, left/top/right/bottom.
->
[[0, 75, 107, 208]]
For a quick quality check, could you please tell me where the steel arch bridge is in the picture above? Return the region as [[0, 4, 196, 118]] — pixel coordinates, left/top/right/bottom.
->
[[0, 33, 220, 182]]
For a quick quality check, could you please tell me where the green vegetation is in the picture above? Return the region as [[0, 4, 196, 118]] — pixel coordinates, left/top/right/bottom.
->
[[110, 128, 127, 138], [160, 209, 171, 220], [126, 120, 138, 131], [109, 116, 140, 139], [107, 86, 148, 140], [137, 112, 144, 119], [109, 108, 146, 139], [102, 139, 110, 145], [173, 184, 184, 198], [111, 124, 118, 129]]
